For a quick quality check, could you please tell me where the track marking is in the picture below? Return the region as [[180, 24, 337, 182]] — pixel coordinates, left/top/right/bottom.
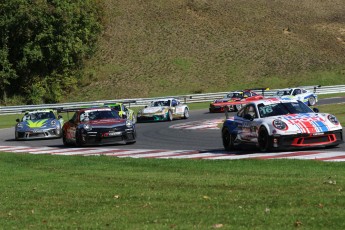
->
[[170, 119, 224, 130], [0, 145, 345, 162]]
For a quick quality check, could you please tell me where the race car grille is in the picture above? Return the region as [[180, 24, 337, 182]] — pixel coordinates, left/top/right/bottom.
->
[[301, 136, 330, 144], [295, 134, 336, 145]]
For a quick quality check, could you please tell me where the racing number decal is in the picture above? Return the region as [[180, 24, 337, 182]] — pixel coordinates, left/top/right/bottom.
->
[[259, 106, 273, 116]]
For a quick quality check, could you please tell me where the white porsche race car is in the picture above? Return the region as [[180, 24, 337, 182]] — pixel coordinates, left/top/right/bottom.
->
[[222, 98, 343, 152], [275, 87, 318, 106], [137, 98, 189, 122]]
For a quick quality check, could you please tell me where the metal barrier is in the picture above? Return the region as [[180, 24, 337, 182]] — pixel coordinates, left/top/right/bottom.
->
[[1, 85, 345, 115]]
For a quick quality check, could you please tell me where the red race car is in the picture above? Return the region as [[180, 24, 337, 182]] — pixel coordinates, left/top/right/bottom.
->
[[209, 89, 265, 113], [60, 107, 136, 146]]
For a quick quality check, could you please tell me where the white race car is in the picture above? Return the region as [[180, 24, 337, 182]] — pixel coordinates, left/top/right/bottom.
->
[[222, 98, 343, 152], [137, 98, 189, 122], [275, 87, 318, 106]]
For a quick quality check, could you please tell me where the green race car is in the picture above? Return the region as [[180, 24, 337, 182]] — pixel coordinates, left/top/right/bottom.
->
[[104, 102, 137, 123]]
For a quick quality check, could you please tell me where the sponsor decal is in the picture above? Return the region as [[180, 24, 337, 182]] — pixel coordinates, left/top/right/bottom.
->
[[26, 119, 48, 128]]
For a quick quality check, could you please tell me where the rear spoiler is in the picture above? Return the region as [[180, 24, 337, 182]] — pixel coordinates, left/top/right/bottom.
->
[[104, 100, 137, 107], [244, 88, 270, 96], [56, 106, 104, 113]]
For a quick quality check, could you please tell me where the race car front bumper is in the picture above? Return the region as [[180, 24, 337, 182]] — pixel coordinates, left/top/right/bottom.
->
[[79, 128, 136, 145], [270, 129, 343, 150], [15, 128, 62, 140], [137, 114, 168, 122]]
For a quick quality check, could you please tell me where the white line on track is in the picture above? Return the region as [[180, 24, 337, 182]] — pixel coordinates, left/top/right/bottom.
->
[[1, 145, 345, 162]]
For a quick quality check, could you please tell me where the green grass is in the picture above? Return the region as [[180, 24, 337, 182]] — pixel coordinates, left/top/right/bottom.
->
[[0, 153, 345, 229]]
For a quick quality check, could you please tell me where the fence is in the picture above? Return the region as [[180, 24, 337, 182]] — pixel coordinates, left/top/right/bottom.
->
[[1, 85, 345, 115]]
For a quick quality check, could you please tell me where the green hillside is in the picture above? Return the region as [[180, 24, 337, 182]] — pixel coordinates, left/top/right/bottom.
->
[[67, 0, 345, 102]]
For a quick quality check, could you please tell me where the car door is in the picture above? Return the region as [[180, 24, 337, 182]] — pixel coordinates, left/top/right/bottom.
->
[[65, 112, 79, 141], [238, 104, 258, 141]]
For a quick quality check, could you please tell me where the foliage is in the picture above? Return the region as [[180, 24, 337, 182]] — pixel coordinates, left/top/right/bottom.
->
[[0, 0, 103, 104]]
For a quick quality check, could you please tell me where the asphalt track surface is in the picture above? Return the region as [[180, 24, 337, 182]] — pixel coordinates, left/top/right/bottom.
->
[[0, 97, 345, 160]]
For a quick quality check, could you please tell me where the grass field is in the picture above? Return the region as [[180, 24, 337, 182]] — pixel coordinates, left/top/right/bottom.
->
[[0, 153, 345, 229]]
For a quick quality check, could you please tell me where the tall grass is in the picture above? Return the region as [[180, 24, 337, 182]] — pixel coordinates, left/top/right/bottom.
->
[[67, 0, 345, 102]]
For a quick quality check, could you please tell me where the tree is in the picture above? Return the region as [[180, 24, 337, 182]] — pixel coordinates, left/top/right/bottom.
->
[[0, 0, 103, 104]]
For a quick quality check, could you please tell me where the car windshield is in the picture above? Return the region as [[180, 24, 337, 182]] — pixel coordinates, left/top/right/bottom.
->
[[22, 112, 56, 121], [110, 105, 121, 111], [80, 110, 120, 121], [152, 100, 170, 107], [258, 101, 313, 118], [276, 89, 292, 96]]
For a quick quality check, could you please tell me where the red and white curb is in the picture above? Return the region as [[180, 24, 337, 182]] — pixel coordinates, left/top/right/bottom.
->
[[169, 119, 224, 130], [1, 145, 345, 162]]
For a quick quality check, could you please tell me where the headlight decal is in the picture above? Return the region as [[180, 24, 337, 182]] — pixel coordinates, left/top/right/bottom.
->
[[83, 124, 92, 131], [126, 120, 133, 128], [328, 114, 339, 125], [272, 119, 288, 130]]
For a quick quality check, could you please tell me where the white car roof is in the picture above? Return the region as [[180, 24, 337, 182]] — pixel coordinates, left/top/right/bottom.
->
[[249, 98, 299, 106]]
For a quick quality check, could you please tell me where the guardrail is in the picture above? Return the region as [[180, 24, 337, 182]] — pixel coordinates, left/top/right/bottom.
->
[[1, 85, 345, 115]]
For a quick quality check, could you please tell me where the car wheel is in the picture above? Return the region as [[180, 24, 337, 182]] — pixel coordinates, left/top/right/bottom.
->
[[222, 128, 236, 151], [258, 126, 270, 152], [62, 132, 68, 146], [183, 108, 189, 119], [132, 114, 137, 124], [75, 130, 84, 147], [308, 96, 316, 106], [235, 104, 242, 111], [167, 110, 173, 121]]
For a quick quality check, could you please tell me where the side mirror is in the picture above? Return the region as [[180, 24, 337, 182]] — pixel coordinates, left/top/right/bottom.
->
[[243, 114, 254, 121], [16, 118, 20, 123], [313, 108, 319, 113], [58, 115, 63, 119]]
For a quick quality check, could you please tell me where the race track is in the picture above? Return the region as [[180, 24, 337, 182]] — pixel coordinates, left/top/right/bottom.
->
[[1, 97, 345, 161]]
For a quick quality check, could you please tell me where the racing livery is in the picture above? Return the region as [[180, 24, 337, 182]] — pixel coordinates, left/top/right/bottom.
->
[[15, 109, 64, 140], [104, 102, 136, 123], [222, 98, 343, 152], [137, 98, 189, 122], [209, 89, 265, 113], [275, 87, 318, 106], [61, 107, 136, 146]]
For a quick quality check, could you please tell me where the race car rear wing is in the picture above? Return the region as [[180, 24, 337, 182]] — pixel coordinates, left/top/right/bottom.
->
[[244, 87, 270, 96], [104, 100, 137, 108]]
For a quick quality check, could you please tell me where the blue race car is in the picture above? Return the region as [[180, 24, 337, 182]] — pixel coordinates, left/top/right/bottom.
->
[[15, 109, 64, 140]]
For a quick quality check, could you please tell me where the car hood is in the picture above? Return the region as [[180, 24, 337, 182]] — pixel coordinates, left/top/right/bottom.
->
[[83, 119, 126, 126], [141, 106, 168, 114], [270, 113, 341, 133], [19, 118, 58, 129]]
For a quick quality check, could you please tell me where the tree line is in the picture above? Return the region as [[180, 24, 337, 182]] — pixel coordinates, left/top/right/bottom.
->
[[0, 0, 103, 105]]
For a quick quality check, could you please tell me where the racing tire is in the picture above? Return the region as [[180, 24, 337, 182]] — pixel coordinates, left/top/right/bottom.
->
[[183, 108, 189, 119], [222, 128, 237, 151], [75, 130, 85, 147], [132, 114, 137, 124], [308, 96, 316, 106], [167, 110, 173, 121], [235, 104, 242, 111], [126, 140, 136, 145], [258, 126, 270, 152], [62, 132, 70, 146]]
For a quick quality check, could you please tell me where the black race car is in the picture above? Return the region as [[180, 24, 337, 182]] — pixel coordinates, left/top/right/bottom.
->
[[61, 107, 136, 146]]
